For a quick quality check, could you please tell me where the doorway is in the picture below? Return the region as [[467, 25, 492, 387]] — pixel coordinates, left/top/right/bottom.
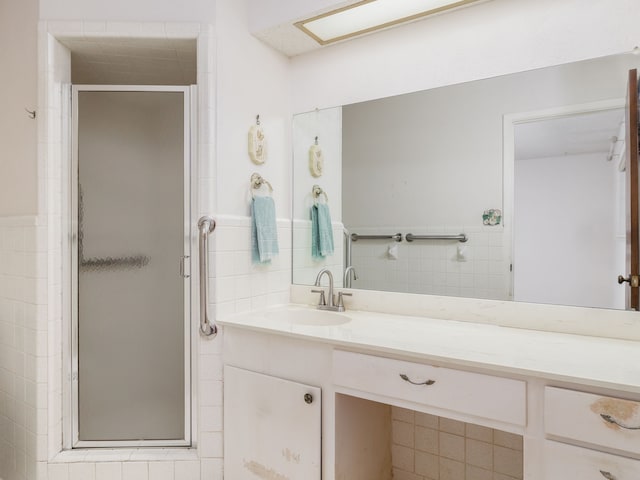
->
[[71, 86, 193, 447], [504, 100, 626, 309]]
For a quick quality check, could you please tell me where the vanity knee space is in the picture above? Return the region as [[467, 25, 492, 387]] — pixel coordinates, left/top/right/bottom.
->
[[333, 351, 526, 480], [333, 350, 527, 427]]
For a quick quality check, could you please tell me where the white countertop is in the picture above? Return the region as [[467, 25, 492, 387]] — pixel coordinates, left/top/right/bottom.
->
[[218, 304, 640, 394]]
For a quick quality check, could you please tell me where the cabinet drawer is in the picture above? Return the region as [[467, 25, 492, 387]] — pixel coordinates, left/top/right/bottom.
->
[[333, 350, 526, 426], [545, 387, 640, 456], [544, 440, 640, 478]]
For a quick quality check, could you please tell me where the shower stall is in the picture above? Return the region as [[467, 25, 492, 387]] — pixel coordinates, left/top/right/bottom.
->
[[70, 86, 194, 447]]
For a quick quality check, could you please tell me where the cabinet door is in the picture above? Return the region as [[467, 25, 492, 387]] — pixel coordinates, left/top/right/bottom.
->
[[224, 366, 321, 480], [544, 440, 640, 478]]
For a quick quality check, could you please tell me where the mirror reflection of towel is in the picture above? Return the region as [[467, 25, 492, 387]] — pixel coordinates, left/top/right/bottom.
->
[[251, 196, 279, 264], [311, 203, 334, 259]]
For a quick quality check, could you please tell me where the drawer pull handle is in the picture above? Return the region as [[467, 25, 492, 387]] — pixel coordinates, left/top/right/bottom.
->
[[399, 374, 435, 386], [600, 413, 640, 430], [600, 470, 617, 480]]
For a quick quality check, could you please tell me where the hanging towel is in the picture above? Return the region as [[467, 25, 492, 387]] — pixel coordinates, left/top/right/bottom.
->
[[251, 196, 279, 264], [311, 203, 334, 259]]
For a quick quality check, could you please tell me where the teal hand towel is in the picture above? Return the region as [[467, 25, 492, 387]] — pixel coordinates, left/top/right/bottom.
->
[[311, 203, 334, 259], [251, 196, 279, 264]]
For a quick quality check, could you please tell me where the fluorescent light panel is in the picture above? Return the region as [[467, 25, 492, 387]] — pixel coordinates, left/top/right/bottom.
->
[[296, 0, 481, 45]]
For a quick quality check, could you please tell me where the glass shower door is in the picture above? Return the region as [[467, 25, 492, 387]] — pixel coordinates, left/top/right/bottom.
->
[[72, 87, 191, 446]]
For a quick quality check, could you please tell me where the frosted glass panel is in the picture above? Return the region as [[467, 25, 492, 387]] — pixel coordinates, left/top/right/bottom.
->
[[77, 91, 186, 441]]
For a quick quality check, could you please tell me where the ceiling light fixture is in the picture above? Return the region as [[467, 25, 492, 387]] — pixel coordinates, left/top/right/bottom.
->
[[295, 0, 484, 46]]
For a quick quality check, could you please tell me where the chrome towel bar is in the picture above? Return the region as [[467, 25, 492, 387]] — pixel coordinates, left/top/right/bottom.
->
[[198, 216, 217, 337], [405, 233, 468, 243], [351, 233, 402, 242]]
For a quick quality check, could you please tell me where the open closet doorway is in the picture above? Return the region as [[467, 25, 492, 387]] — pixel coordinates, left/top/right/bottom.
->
[[510, 105, 626, 309]]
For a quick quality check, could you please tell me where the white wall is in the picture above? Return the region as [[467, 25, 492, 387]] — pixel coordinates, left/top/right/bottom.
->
[[291, 108, 344, 286], [0, 0, 38, 216], [292, 107, 342, 222], [290, 0, 640, 113], [514, 152, 624, 309], [0, 3, 46, 479], [39, 0, 215, 22], [210, 0, 293, 318], [214, 0, 292, 219]]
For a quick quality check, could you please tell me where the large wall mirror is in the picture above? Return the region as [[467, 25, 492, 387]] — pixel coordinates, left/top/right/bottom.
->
[[292, 52, 640, 311]]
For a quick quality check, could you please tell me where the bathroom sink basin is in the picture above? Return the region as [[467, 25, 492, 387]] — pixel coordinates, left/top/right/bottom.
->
[[264, 308, 351, 326]]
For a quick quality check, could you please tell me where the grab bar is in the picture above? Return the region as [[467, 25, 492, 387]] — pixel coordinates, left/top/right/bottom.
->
[[351, 233, 402, 242], [343, 227, 353, 288], [198, 216, 217, 337], [405, 233, 468, 243]]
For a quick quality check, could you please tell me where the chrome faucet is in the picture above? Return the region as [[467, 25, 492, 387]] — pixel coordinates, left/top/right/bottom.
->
[[343, 265, 358, 288], [312, 268, 352, 312]]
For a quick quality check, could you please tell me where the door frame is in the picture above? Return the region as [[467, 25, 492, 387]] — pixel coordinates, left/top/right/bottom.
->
[[503, 98, 625, 301], [624, 69, 639, 309], [69, 85, 194, 448]]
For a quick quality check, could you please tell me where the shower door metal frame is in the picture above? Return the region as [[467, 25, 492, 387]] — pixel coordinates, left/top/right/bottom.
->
[[70, 85, 194, 448]]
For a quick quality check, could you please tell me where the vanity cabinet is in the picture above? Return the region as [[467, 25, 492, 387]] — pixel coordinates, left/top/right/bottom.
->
[[219, 304, 640, 480], [544, 441, 640, 478], [223, 365, 322, 480], [544, 387, 640, 477], [545, 387, 640, 456]]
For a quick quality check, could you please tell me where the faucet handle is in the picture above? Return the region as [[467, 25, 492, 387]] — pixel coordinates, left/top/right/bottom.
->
[[311, 289, 327, 306], [337, 291, 352, 308]]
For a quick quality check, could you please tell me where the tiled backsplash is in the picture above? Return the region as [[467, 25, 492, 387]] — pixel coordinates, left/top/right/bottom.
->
[[211, 215, 292, 317], [350, 226, 510, 300], [391, 407, 523, 480]]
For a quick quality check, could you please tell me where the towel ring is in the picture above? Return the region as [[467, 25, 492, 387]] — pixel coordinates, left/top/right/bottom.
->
[[250, 172, 273, 197], [312, 185, 328, 204]]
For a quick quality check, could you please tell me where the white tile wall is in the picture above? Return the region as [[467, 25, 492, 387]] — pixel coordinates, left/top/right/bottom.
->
[[42, 25, 72, 467], [211, 215, 292, 318], [350, 226, 511, 300], [391, 407, 523, 480], [0, 217, 47, 480]]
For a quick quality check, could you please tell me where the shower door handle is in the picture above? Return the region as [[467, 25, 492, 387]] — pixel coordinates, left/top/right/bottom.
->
[[180, 255, 190, 278], [198, 216, 217, 337]]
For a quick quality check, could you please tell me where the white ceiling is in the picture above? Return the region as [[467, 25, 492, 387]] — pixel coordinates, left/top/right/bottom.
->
[[58, 37, 197, 85], [514, 108, 625, 161]]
